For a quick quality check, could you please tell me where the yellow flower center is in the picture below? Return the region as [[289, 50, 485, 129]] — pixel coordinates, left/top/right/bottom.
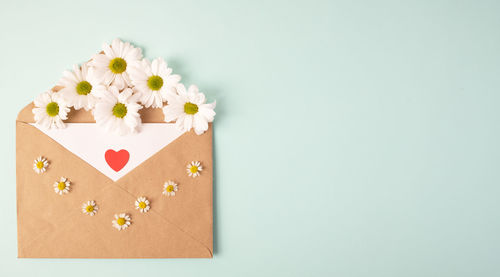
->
[[138, 202, 147, 209], [166, 185, 174, 192], [46, 102, 59, 117], [86, 205, 94, 213], [116, 218, 126, 226], [109, 57, 127, 74], [57, 182, 66, 191], [76, 81, 92, 95], [36, 161, 44, 169], [190, 166, 198, 173], [147, 75, 164, 91], [184, 102, 198, 115], [112, 103, 127, 118]]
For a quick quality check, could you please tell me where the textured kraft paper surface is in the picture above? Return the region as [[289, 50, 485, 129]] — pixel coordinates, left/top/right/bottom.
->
[[16, 103, 213, 258]]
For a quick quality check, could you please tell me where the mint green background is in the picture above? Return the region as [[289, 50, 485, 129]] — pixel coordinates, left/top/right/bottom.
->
[[1, 0, 499, 276]]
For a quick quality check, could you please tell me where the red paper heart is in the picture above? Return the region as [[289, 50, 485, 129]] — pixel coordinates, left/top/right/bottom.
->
[[105, 149, 130, 172]]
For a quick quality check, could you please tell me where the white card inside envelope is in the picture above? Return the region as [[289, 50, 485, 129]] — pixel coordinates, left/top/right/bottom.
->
[[31, 123, 186, 181]]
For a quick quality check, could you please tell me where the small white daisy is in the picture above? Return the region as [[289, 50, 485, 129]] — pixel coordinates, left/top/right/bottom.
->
[[163, 84, 216, 135], [32, 90, 70, 129], [186, 161, 203, 178], [134, 197, 150, 213], [53, 177, 71, 195], [91, 38, 143, 90], [82, 200, 98, 216], [162, 180, 178, 196], [129, 57, 181, 108], [33, 156, 49, 174], [57, 63, 101, 110], [93, 86, 142, 135], [112, 213, 131, 230]]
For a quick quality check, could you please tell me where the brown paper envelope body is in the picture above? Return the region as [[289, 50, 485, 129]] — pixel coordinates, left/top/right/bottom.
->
[[16, 104, 213, 258]]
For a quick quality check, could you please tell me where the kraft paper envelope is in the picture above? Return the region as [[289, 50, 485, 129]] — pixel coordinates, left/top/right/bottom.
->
[[16, 100, 213, 258]]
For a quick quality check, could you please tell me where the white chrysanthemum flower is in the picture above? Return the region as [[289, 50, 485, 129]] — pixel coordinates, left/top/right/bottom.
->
[[186, 161, 203, 178], [93, 86, 142, 135], [162, 180, 178, 196], [90, 38, 143, 90], [57, 63, 101, 110], [53, 177, 71, 195], [112, 213, 131, 230], [33, 156, 49, 174], [32, 91, 70, 129], [129, 58, 181, 108], [163, 84, 216, 135], [82, 200, 98, 216], [134, 197, 150, 213]]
